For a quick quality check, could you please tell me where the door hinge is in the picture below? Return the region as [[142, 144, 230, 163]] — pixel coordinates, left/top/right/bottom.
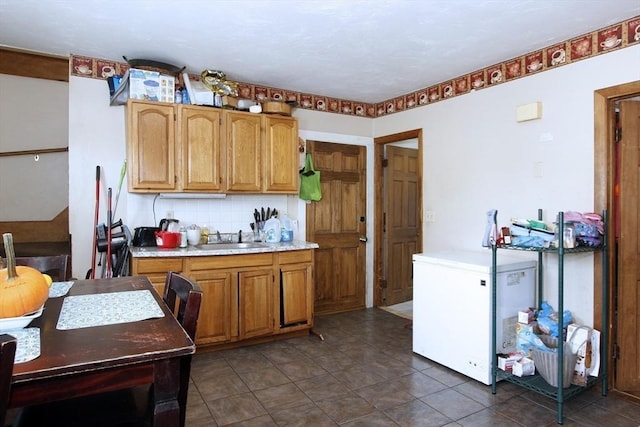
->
[[615, 127, 621, 142], [381, 279, 387, 289], [382, 158, 388, 168], [612, 343, 620, 360]]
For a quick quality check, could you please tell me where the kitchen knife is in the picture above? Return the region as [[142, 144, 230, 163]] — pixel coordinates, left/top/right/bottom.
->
[[266, 207, 271, 219], [261, 207, 265, 221]]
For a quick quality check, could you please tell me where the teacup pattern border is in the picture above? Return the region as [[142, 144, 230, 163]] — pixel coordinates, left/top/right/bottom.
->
[[69, 15, 639, 117]]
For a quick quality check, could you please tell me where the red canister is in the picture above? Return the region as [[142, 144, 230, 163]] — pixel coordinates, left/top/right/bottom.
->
[[155, 231, 181, 248]]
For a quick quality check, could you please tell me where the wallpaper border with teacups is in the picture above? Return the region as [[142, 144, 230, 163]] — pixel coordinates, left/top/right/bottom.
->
[[70, 15, 640, 118]]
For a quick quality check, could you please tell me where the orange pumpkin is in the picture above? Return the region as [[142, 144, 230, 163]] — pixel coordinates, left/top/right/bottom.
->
[[0, 233, 49, 318]]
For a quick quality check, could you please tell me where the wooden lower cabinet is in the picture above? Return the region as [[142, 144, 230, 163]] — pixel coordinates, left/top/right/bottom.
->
[[188, 269, 235, 345], [278, 250, 314, 333], [130, 257, 184, 297], [238, 268, 274, 339], [131, 250, 314, 348]]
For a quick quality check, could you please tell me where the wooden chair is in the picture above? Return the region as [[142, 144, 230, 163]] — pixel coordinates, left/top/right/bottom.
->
[[5, 255, 71, 282], [0, 335, 17, 427], [14, 272, 202, 427], [162, 272, 203, 427]]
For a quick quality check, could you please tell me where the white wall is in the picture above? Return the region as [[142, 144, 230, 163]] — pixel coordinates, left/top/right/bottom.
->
[[68, 78, 126, 278], [0, 74, 68, 220], [374, 45, 640, 325], [68, 45, 638, 321]]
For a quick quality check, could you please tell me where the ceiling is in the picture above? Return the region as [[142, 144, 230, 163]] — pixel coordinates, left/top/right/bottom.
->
[[1, 0, 639, 103]]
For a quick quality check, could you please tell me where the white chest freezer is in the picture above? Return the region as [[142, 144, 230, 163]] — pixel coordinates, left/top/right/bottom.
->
[[412, 250, 536, 385]]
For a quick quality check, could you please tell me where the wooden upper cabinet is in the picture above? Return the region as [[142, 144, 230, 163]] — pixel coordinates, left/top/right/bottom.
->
[[264, 115, 299, 193], [126, 101, 299, 194], [225, 111, 262, 192], [127, 100, 176, 191], [178, 106, 224, 191]]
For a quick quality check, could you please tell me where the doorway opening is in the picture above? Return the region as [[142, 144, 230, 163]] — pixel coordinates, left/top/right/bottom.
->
[[594, 80, 640, 400], [374, 129, 423, 308]]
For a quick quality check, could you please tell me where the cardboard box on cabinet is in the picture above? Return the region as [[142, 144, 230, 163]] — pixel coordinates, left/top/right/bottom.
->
[[110, 68, 174, 105], [128, 69, 174, 103]]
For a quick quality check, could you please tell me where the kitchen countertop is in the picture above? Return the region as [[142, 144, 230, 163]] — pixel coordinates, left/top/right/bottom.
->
[[130, 240, 319, 258]]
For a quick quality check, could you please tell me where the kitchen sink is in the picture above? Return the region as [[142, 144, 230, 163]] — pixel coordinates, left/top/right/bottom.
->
[[196, 242, 268, 250]]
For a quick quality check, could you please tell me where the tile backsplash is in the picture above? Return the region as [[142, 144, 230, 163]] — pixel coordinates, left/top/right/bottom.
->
[[130, 193, 292, 235]]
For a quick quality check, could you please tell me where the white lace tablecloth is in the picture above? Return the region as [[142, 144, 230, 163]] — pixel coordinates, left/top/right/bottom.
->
[[56, 290, 165, 330], [49, 281, 74, 298], [5, 328, 40, 364]]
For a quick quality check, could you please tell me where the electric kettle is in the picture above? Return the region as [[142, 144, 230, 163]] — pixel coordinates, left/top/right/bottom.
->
[[159, 218, 180, 232]]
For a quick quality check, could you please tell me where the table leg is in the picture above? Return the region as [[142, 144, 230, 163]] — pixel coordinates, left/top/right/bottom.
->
[[178, 355, 193, 427], [152, 358, 181, 427]]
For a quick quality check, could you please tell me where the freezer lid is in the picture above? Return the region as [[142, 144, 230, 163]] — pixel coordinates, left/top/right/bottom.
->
[[412, 250, 536, 273]]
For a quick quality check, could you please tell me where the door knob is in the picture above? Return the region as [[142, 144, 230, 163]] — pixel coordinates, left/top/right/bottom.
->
[[359, 237, 368, 242]]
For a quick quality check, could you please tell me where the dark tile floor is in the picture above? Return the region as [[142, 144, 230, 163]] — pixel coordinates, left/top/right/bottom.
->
[[185, 308, 640, 426]]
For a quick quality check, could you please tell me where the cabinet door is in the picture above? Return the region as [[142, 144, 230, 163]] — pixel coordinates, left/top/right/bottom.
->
[[178, 106, 224, 191], [127, 100, 176, 191], [238, 268, 274, 339], [225, 111, 262, 192], [130, 257, 184, 297], [190, 270, 236, 345], [280, 262, 313, 327], [264, 116, 299, 193]]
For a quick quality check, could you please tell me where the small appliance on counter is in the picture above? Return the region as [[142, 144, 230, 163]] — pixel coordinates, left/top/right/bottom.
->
[[159, 218, 180, 232], [132, 227, 160, 247], [155, 231, 181, 249]]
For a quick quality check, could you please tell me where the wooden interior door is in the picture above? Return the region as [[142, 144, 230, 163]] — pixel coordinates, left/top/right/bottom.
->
[[616, 100, 640, 393], [383, 145, 419, 305], [306, 141, 367, 315]]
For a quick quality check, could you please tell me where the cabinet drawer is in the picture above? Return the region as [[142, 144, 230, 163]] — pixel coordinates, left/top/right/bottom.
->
[[132, 257, 184, 274], [188, 253, 274, 271], [279, 250, 312, 265]]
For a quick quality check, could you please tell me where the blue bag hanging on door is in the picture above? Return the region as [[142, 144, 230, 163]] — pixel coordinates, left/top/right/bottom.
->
[[299, 153, 322, 201]]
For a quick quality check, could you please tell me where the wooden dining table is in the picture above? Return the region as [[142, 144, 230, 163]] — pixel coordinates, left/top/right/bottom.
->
[[8, 275, 195, 427]]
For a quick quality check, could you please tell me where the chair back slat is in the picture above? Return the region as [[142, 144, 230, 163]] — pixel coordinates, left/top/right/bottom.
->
[[0, 334, 17, 427], [5, 255, 71, 282], [163, 272, 203, 340]]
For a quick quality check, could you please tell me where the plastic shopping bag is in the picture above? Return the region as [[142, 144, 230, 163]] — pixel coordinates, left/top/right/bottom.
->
[[299, 153, 322, 201]]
